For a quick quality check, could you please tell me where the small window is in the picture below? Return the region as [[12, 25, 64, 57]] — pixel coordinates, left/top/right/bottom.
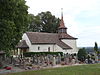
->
[[48, 47, 50, 52], [38, 47, 40, 50]]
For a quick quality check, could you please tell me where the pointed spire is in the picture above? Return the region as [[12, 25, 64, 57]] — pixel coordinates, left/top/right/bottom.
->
[[61, 8, 63, 19], [58, 8, 67, 34], [59, 8, 67, 29]]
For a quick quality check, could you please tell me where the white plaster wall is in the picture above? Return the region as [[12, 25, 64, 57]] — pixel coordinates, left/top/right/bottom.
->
[[62, 39, 78, 54], [53, 44, 73, 54], [30, 44, 70, 53], [54, 44, 63, 52], [22, 33, 32, 50], [30, 44, 55, 52]]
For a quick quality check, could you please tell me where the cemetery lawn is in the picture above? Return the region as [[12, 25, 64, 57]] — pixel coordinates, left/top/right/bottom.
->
[[4, 64, 100, 75]]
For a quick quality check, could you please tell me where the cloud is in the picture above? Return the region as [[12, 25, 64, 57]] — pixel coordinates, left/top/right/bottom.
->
[[77, 26, 100, 47], [25, 0, 99, 14]]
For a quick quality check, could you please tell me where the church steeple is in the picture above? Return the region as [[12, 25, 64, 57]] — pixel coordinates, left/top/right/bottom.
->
[[58, 8, 67, 34]]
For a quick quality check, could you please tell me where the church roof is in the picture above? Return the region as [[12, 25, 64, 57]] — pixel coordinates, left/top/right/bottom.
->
[[26, 32, 72, 49], [59, 33, 77, 39], [16, 40, 29, 49]]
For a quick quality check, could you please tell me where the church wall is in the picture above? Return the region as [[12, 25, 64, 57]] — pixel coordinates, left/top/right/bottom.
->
[[29, 44, 67, 53], [30, 44, 54, 52], [54, 45, 74, 54], [62, 39, 78, 54], [54, 44, 63, 52]]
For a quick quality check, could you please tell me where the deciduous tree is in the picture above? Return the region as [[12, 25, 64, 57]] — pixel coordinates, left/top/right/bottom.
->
[[0, 0, 29, 54], [28, 11, 60, 33]]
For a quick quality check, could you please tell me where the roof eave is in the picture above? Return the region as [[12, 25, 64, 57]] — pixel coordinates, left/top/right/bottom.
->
[[60, 38, 78, 40], [32, 43, 56, 44]]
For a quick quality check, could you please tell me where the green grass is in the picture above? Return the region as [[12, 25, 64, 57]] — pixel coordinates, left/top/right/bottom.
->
[[3, 64, 100, 75]]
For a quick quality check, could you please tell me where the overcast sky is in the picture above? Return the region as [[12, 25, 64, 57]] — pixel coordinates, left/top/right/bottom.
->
[[25, 0, 100, 47]]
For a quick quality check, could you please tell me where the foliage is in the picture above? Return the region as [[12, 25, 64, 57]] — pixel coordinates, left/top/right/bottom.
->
[[0, 0, 29, 54], [28, 14, 42, 32], [77, 48, 87, 62], [94, 42, 99, 55], [4, 64, 100, 75], [23, 52, 63, 57], [28, 11, 60, 33]]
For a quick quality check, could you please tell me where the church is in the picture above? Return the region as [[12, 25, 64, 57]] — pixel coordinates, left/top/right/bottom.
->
[[16, 12, 78, 54]]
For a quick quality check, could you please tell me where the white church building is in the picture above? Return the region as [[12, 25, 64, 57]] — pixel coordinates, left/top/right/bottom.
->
[[16, 13, 78, 54]]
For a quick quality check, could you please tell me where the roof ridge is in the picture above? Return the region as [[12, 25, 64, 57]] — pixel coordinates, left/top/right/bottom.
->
[[26, 32, 58, 35]]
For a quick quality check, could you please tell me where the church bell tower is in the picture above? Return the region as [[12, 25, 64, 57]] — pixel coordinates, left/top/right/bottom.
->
[[58, 8, 67, 34]]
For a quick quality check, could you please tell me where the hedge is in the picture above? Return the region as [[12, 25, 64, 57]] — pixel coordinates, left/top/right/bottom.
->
[[23, 52, 63, 57]]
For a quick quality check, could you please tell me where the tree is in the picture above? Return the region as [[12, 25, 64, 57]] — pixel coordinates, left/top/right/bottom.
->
[[77, 48, 87, 62], [94, 42, 99, 55], [28, 11, 60, 33], [0, 0, 29, 54], [28, 14, 42, 32]]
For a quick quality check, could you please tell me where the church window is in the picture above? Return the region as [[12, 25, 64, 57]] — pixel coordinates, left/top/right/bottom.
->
[[38, 46, 40, 50], [48, 47, 50, 52]]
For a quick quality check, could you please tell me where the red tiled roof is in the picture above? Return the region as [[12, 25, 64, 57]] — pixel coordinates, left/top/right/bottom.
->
[[26, 32, 72, 49], [59, 33, 77, 39], [59, 14, 67, 29]]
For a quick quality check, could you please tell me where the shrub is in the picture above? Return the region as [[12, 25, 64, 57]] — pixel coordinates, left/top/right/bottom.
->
[[23, 52, 63, 57], [77, 48, 87, 62]]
